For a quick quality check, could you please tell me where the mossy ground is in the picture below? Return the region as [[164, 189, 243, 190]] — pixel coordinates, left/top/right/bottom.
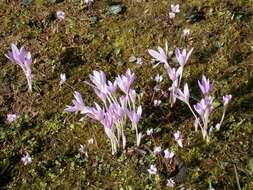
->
[[0, 0, 253, 189]]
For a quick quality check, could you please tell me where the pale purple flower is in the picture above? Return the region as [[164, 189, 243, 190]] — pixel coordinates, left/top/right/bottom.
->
[[183, 28, 190, 38], [84, 0, 94, 5], [154, 146, 162, 155], [174, 131, 183, 148], [148, 42, 169, 67], [154, 74, 163, 83], [86, 103, 105, 121], [65, 91, 88, 114], [129, 89, 137, 103], [147, 165, 157, 175], [89, 70, 108, 94], [5, 44, 32, 91], [7, 114, 18, 122], [136, 57, 143, 65], [94, 89, 107, 102], [176, 83, 190, 104], [100, 113, 113, 129], [167, 178, 176, 187], [164, 149, 175, 159], [175, 47, 194, 67], [79, 144, 88, 157], [127, 106, 142, 125], [193, 97, 214, 119], [56, 11, 65, 21], [166, 67, 178, 81], [198, 75, 212, 96], [60, 73, 66, 85], [146, 128, 154, 136], [116, 69, 135, 94], [153, 99, 161, 106], [171, 4, 180, 13], [169, 12, 176, 19], [153, 85, 160, 92], [222, 94, 232, 107], [108, 103, 125, 121], [21, 153, 32, 165], [107, 80, 117, 95]]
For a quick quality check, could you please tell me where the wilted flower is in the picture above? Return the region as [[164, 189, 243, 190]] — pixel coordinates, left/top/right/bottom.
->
[[5, 44, 32, 92], [167, 178, 176, 187], [183, 28, 190, 38], [88, 138, 94, 145], [154, 146, 162, 155], [153, 99, 161, 106], [169, 12, 176, 19], [56, 11, 65, 21], [21, 153, 32, 165], [60, 73, 66, 86], [198, 75, 212, 97], [146, 128, 154, 136], [79, 144, 88, 157], [174, 131, 183, 147], [175, 47, 194, 67], [7, 114, 18, 122], [147, 165, 157, 175], [65, 91, 88, 114], [164, 149, 175, 159]]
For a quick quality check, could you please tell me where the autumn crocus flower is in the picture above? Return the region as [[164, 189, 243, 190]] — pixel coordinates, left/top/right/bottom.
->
[[198, 75, 212, 97], [164, 149, 175, 159], [176, 83, 190, 104], [154, 146, 162, 155], [167, 178, 176, 187], [175, 47, 194, 67], [171, 4, 180, 13], [60, 73, 66, 86], [146, 128, 154, 136], [174, 131, 183, 147], [56, 11, 65, 21], [154, 74, 163, 83], [147, 165, 157, 175], [148, 42, 169, 68], [65, 91, 88, 114], [116, 69, 135, 94], [153, 99, 161, 106], [5, 44, 33, 92], [183, 28, 190, 39], [21, 153, 32, 165], [216, 94, 232, 131], [7, 114, 18, 122], [222, 94, 232, 107]]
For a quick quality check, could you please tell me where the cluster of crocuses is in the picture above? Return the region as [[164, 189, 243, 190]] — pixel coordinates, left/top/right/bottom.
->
[[148, 42, 193, 107], [65, 69, 142, 155], [176, 76, 232, 142]]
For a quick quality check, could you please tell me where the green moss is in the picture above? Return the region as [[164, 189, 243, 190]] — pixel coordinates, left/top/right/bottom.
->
[[0, 0, 253, 189]]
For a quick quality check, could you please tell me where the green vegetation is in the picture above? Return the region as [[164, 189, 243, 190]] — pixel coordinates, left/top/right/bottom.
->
[[0, 0, 253, 189]]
